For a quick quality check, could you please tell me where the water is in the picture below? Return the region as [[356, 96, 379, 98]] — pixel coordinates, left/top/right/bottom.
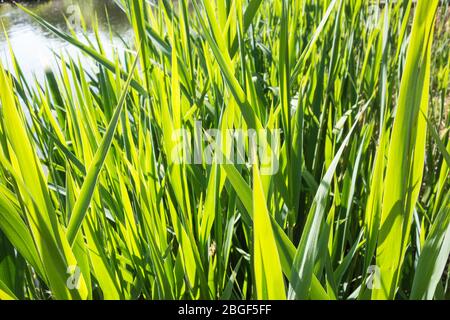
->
[[0, 0, 132, 79]]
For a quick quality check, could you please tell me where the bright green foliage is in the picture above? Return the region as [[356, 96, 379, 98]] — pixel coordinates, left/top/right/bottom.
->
[[0, 0, 448, 300]]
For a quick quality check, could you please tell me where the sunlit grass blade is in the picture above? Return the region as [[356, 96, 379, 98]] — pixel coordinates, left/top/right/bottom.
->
[[410, 193, 450, 300], [66, 54, 140, 245], [253, 157, 286, 300], [373, 0, 439, 300]]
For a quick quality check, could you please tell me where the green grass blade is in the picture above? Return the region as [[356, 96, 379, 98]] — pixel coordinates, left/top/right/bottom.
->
[[253, 158, 286, 300], [410, 194, 450, 300], [373, 0, 439, 299]]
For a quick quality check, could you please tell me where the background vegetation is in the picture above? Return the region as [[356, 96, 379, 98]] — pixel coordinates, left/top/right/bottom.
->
[[0, 0, 449, 300]]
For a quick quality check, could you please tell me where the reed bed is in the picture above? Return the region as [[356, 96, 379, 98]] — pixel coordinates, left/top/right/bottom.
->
[[0, 0, 449, 300]]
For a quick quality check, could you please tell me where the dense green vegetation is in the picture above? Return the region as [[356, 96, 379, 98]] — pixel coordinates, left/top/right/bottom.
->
[[0, 0, 449, 300]]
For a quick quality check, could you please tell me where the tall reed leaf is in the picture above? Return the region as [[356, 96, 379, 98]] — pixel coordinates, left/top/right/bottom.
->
[[253, 158, 286, 300], [373, 0, 439, 300], [66, 55, 140, 245]]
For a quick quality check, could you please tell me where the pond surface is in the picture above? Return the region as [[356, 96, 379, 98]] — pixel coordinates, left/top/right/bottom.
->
[[0, 0, 132, 79]]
